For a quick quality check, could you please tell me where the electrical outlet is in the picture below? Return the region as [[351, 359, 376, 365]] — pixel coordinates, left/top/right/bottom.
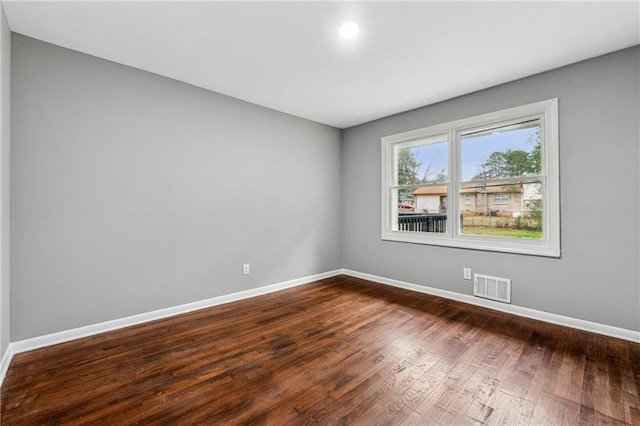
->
[[242, 264, 250, 275], [463, 268, 472, 280]]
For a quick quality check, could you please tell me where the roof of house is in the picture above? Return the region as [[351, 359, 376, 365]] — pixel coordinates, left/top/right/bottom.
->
[[412, 186, 448, 195], [412, 184, 523, 196]]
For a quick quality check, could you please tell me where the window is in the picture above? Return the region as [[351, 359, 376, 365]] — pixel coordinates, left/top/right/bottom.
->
[[492, 194, 509, 205], [381, 99, 559, 257]]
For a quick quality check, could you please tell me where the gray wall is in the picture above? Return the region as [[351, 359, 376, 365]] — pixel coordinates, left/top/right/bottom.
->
[[11, 35, 342, 340], [0, 7, 10, 357], [342, 46, 640, 331], [9, 33, 640, 343]]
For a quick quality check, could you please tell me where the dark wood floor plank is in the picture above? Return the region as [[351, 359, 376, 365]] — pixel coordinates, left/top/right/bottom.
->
[[2, 274, 639, 425]]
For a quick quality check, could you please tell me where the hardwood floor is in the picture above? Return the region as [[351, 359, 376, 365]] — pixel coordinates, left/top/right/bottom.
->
[[2, 275, 639, 425]]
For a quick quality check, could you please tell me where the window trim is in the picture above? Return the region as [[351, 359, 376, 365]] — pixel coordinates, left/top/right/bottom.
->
[[381, 99, 560, 257]]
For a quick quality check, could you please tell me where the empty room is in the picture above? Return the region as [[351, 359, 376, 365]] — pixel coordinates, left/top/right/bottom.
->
[[0, 1, 639, 424]]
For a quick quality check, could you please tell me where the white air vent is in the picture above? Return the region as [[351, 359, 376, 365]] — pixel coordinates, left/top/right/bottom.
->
[[473, 274, 511, 303]]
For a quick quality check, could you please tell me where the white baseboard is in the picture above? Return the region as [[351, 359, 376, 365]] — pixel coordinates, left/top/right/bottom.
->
[[341, 269, 640, 343], [2, 267, 637, 389], [0, 269, 342, 387], [0, 343, 14, 386]]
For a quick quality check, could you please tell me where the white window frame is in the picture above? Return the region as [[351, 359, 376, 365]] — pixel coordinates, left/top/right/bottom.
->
[[381, 98, 560, 257]]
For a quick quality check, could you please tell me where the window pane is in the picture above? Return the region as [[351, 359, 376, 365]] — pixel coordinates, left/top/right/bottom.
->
[[461, 121, 541, 182], [396, 186, 447, 233], [459, 181, 543, 239], [396, 136, 447, 185], [392, 135, 449, 234]]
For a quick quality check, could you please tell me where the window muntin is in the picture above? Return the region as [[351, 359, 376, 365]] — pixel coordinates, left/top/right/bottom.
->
[[381, 99, 559, 257]]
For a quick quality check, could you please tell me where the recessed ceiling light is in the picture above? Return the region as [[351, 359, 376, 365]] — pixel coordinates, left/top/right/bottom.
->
[[339, 22, 359, 40]]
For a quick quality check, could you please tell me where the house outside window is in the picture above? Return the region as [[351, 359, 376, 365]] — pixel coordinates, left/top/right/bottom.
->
[[381, 99, 560, 257]]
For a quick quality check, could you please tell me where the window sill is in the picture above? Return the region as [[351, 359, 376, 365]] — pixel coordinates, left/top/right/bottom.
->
[[381, 231, 560, 258]]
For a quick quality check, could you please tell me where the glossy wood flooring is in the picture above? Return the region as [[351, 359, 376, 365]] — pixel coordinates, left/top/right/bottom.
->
[[2, 275, 639, 425]]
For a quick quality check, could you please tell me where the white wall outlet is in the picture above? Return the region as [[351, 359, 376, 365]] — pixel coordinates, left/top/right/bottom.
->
[[463, 268, 472, 280], [242, 263, 250, 275]]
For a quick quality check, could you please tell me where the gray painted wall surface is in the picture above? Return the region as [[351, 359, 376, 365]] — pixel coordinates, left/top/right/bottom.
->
[[0, 8, 10, 356], [341, 46, 640, 331], [8, 33, 640, 342], [11, 35, 342, 340]]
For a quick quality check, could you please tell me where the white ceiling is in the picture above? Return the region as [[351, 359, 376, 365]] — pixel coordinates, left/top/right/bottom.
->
[[2, 1, 639, 129]]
